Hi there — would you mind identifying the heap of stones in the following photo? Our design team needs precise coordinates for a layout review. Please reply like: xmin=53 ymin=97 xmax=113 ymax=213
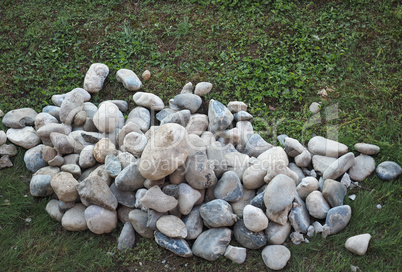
xmin=1 ymin=63 xmax=401 ymax=270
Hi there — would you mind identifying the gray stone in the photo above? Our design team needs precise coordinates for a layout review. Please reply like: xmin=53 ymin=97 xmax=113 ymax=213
xmin=183 ymin=151 xmax=215 ymax=190
xmin=295 ymin=149 xmax=312 ymax=168
xmin=42 ymin=105 xmax=60 ymax=120
xmin=154 ymin=231 xmax=193 ymax=258
xmin=341 ymin=172 xmax=352 ymax=188
xmin=289 ymin=196 xmax=310 ymax=233
xmin=376 ymin=161 xmax=402 ymax=181
xmin=118 ymin=222 xmax=136 ymax=251
xmin=30 ymin=175 xmax=53 ymax=197
xmin=0 ymin=144 xmax=17 ymax=157
xmin=117 ymin=206 xmax=135 ymax=224
xmin=133 ymin=92 xmax=164 ymax=111
xmin=243 ymin=204 xmax=268 ymax=232
xmin=200 ymin=199 xmax=237 ymax=228
xmin=105 ymin=154 xmax=121 ymax=178
xmin=93 ymin=101 xmax=120 ymax=133
xmin=146 ymin=209 xmax=165 ymax=230
xmin=354 ymin=143 xmax=380 ymax=155
xmin=192 ymin=228 xmax=232 ymax=261
xmin=110 ymin=182 xmax=136 ymax=208
xmin=224 ymin=245 xmax=247 ymax=264
xmin=288 ymin=163 xmax=305 ymax=185
xmin=243 ymin=134 xmax=273 ymax=158
xmin=181 ymin=82 xmax=193 ymax=94
xmin=83 ymin=63 xmax=109 ymax=93
xmin=139 ymin=123 xmax=189 ymax=180
xmin=225 ymin=152 xmax=250 ymax=181
xmin=290 ymin=231 xmax=305 ymax=245
xmin=250 ymin=192 xmax=265 ymax=211
xmin=233 ymin=111 xmax=253 ymax=122
xmin=277 ymin=134 xmax=288 ymax=146
xmin=309 ymin=102 xmax=321 ymax=114
xmin=59 ymin=90 xmax=84 ymax=125
xmin=348 ymin=154 xmax=375 ymax=181
xmin=231 ymin=188 xmax=256 ymax=218
xmin=323 ymin=152 xmax=355 ymax=180
xmin=345 ymin=233 xmax=371 ymax=256
xmin=242 ymin=161 xmax=266 ymax=190
xmin=261 ymin=245 xmax=291 ymax=271
xmin=87 ymin=164 xmax=112 ymax=186
xmin=162 ymin=184 xmax=180 ymax=199
xmin=126 ymin=107 xmax=150 ymax=132
xmin=156 ymin=215 xmax=187 ymax=238
xmin=233 ymin=219 xmax=267 ymax=249
xmin=265 ymin=221 xmax=291 ymax=245
xmin=208 ymin=99 xmax=234 ymax=133
xmin=227 ymin=101 xmax=247 ymax=113
xmin=50 ymin=172 xmax=78 ymax=202
xmin=79 ymin=145 xmax=96 ymax=169
xmin=61 ymin=164 xmax=81 ymax=179
xmin=263 ymin=163 xmax=298 ymax=184
xmin=284 ymin=137 xmax=305 ymax=157
xmin=194 ymin=82 xmax=212 ymax=96
xmin=93 ymin=138 xmax=117 ymax=163
xmin=156 ymin=108 xmax=177 ymax=122
xmin=50 ymin=132 xmax=74 ymax=155
xmin=140 ymin=186 xmax=178 ymax=213
xmin=296 ymin=177 xmax=319 ymax=200
xmin=325 ymin=205 xmax=352 ymax=235
xmin=264 ymin=174 xmax=297 ymax=225
xmin=6 ymin=127 xmax=40 ymax=149
xmin=34 ymin=112 xmax=58 ymax=130
xmin=173 ymin=94 xmax=202 ymax=114
xmin=0 ymin=155 xmax=13 ymax=169
xmin=306 ymin=191 xmax=330 ymax=219
xmin=117 ymin=151 xmax=137 ymax=169
xmin=160 ymin=110 xmax=191 ymax=126
xmin=206 ymin=142 xmax=233 ymax=178
xmin=2 ymin=108 xmax=37 ymax=129
xmin=177 ymin=183 xmax=201 ymax=215
xmin=128 ymin=209 xmax=154 ymax=238
xmin=52 ymin=88 xmax=91 ymax=107
xmin=322 ymin=179 xmax=347 ymax=207
xmin=116 ymin=68 xmax=142 ymax=91
xmin=58 ymin=200 xmax=75 ymax=213
xmin=308 ymin=136 xmax=348 ymax=157
xmin=61 ymin=203 xmax=88 ymax=231
xmin=117 ymin=122 xmax=142 ymax=147
xmin=143 ymin=178 xmax=165 ymax=189
xmin=77 ymin=175 xmax=118 ymax=211
xmin=84 ymin=205 xmax=117 ymax=234
xmin=115 ymin=161 xmax=145 ymax=191
xmin=36 ymin=123 xmax=69 ymax=145
xmin=258 ymin=146 xmax=289 ymax=170
xmin=73 ymin=110 xmax=87 ymax=127
xmin=312 ymin=155 xmax=337 ymax=175
xmin=48 ymin=155 xmax=64 ymax=167
xmin=214 ymin=170 xmax=243 ymax=202
xmin=134 ymin=189 xmax=148 ymax=211
xmin=45 ymin=199 xmax=64 ymax=222
xmin=182 ymin=207 xmax=203 ymax=240
xmin=63 ymin=154 xmax=79 ymax=165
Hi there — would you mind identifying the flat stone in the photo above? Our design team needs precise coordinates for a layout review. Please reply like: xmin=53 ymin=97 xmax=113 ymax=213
xmin=34 ymin=112 xmax=58 ymax=130
xmin=126 ymin=107 xmax=150 ymax=132
xmin=6 ymin=127 xmax=40 ymax=149
xmin=376 ymin=161 xmax=402 ymax=181
xmin=354 ymin=143 xmax=380 ymax=155
xmin=173 ymin=94 xmax=202 ymax=113
xmin=194 ymin=82 xmax=212 ymax=96
xmin=265 ymin=221 xmax=291 ymax=245
xmin=118 ymin=222 xmax=136 ymax=251
xmin=308 ymin=136 xmax=348 ymax=157
xmin=323 ymin=152 xmax=355 ymax=180
xmin=227 ymin=101 xmax=247 ymax=113
xmin=224 ymin=245 xmax=247 ymax=264
xmin=182 ymin=207 xmax=203 ymax=240
xmin=192 ymin=228 xmax=232 ymax=261
xmin=105 ymin=154 xmax=121 ymax=178
xmin=93 ymin=101 xmax=120 ymax=133
xmin=140 ymin=186 xmax=178 ymax=213
xmin=233 ymin=219 xmax=267 ymax=249
xmin=93 ymin=138 xmax=117 ymax=163
xmin=0 ymin=144 xmax=18 ymax=156
xmin=2 ymin=108 xmax=37 ymax=128
xmin=84 ymin=205 xmax=117 ymax=234
xmin=160 ymin=110 xmax=191 ymax=127
xmin=77 ymin=175 xmax=118 ymax=211
xmin=177 ymin=183 xmax=201 ymax=215
xmin=296 ymin=177 xmax=319 ymax=200
xmin=233 ymin=111 xmax=253 ymax=122
xmin=243 ymin=204 xmax=268 ymax=232
xmin=116 ymin=68 xmax=142 ymax=91
xmin=284 ymin=137 xmax=305 ymax=157
xmin=59 ymin=90 xmax=84 ymax=125
xmin=110 ymin=182 xmax=136 ymax=208
xmin=325 ymin=205 xmax=352 ymax=236
xmin=345 ymin=233 xmax=371 ymax=256
xmin=200 ymin=199 xmax=237 ymax=228
xmin=154 ymin=231 xmax=193 ymax=258
xmin=208 ymin=99 xmax=234 ymax=133
xmin=45 ymin=199 xmax=64 ymax=222
xmin=261 ymin=245 xmax=291 ymax=271
xmin=306 ymin=191 xmax=330 ymax=219
xmin=83 ymin=63 xmax=109 ymax=93
xmin=214 ymin=170 xmax=243 ymax=202
xmin=312 ymin=155 xmax=337 ymax=175
xmin=322 ymin=179 xmax=347 ymax=207
xmin=133 ymin=92 xmax=164 ymax=111
xmin=264 ymin=174 xmax=297 ymax=225
xmin=61 ymin=203 xmax=88 ymax=231
xmin=156 ymin=215 xmax=187 ymax=238
xmin=139 ymin=123 xmax=189 ymax=180
xmin=348 ymin=154 xmax=375 ymax=181
xmin=128 ymin=209 xmax=154 ymax=238
xmin=24 ymin=144 xmax=47 ymax=172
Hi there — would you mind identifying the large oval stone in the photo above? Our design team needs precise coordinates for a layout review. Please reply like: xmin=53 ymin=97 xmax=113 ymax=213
xmin=192 ymin=228 xmax=232 ymax=261
xmin=93 ymin=101 xmax=120 ymax=133
xmin=84 ymin=205 xmax=117 ymax=234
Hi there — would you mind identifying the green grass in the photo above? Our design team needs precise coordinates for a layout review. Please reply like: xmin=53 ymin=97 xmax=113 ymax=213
xmin=0 ymin=0 xmax=401 ymax=271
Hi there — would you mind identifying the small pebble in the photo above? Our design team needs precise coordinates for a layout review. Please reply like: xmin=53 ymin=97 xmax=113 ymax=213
xmin=349 ymin=194 xmax=356 ymax=201
xmin=376 ymin=204 xmax=382 ymax=209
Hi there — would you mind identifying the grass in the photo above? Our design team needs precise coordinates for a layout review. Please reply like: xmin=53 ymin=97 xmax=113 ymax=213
xmin=0 ymin=0 xmax=401 ymax=271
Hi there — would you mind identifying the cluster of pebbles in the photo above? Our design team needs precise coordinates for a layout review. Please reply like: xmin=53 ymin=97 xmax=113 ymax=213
xmin=1 ymin=63 xmax=400 ymax=270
